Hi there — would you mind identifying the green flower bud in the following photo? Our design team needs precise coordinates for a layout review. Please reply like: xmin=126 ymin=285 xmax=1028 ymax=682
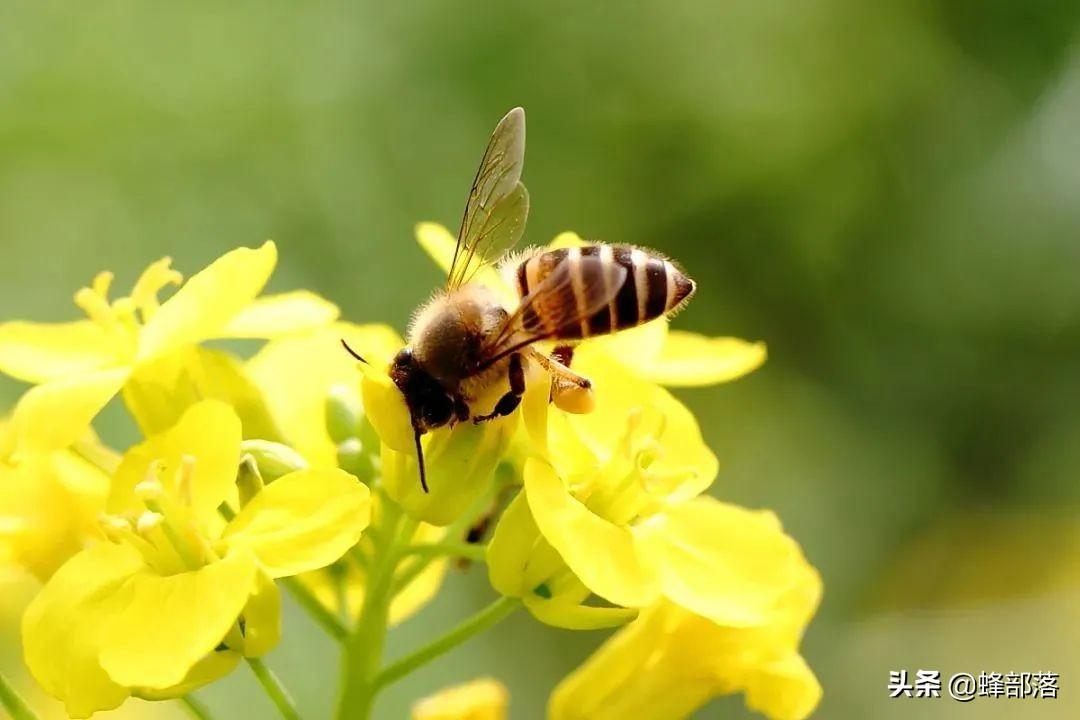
xmin=325 ymin=383 xmax=363 ymax=445
xmin=239 ymin=439 xmax=309 ymax=483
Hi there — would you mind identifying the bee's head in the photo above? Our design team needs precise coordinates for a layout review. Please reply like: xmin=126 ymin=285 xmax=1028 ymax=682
xmin=390 ymin=347 xmax=454 ymax=432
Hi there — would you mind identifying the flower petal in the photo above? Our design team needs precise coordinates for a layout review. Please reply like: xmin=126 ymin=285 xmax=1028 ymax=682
xmin=218 ymin=291 xmax=340 ymax=339
xmin=547 ymin=231 xmax=587 ymax=249
xmin=249 ymin=323 xmax=403 ymax=466
xmin=361 ymin=369 xmax=415 ymax=456
xmin=0 ymin=320 xmax=125 ymax=384
xmin=136 ymin=242 xmax=277 ymax=363
xmin=133 ymin=650 xmax=241 ymax=701
xmin=13 ymin=366 xmax=130 ymax=452
xmin=743 ymin=652 xmax=822 ymax=720
xmin=486 ymin=490 xmax=541 ymax=598
xmin=635 ymin=497 xmax=806 ymax=628
xmin=644 ymin=332 xmax=767 ymax=387
xmin=412 ymin=677 xmax=509 ymax=720
xmin=239 ymin=569 xmax=282 ymax=657
xmin=22 ymin=542 xmax=144 ymax=718
xmin=98 ymin=551 xmax=258 ymax=689
xmin=123 ymin=346 xmax=281 ymax=440
xmin=110 ymin=400 xmax=242 ymax=525
xmin=522 ymin=596 xmax=638 ymax=630
xmin=548 ymin=602 xmax=714 ymax=720
xmin=1 ymin=453 xmax=109 ymax=581
xmin=415 ymin=222 xmax=508 ymax=297
xmin=222 ymin=468 xmax=371 ymax=578
xmin=524 ymin=459 xmax=658 ymax=608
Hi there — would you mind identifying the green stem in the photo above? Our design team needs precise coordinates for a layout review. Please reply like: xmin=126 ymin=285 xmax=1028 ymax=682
xmin=280 ymin=576 xmax=348 ymax=642
xmin=178 ymin=695 xmax=215 ymax=720
xmin=247 ymin=658 xmax=302 ymax=720
xmin=373 ymin=596 xmax=519 ymax=691
xmin=0 ymin=673 xmax=39 ymax=720
xmin=403 ymin=541 xmax=487 ymax=562
xmin=335 ymin=500 xmax=413 ymax=719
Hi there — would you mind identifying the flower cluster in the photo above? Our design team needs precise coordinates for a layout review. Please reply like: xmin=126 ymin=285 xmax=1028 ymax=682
xmin=0 ymin=228 xmax=821 ymax=720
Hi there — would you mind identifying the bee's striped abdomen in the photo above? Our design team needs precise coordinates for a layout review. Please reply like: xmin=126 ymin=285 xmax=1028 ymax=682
xmin=513 ymin=244 xmax=695 ymax=340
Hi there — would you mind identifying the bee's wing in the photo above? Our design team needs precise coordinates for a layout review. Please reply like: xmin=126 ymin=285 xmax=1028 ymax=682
xmin=447 ymin=107 xmax=529 ymax=290
xmin=479 ymin=256 xmax=627 ymax=368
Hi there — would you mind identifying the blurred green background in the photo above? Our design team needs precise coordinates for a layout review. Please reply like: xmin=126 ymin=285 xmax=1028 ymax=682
xmin=2 ymin=1 xmax=1078 ymax=718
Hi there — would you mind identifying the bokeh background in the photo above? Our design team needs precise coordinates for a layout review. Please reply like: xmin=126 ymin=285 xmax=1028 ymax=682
xmin=2 ymin=1 xmax=1078 ymax=718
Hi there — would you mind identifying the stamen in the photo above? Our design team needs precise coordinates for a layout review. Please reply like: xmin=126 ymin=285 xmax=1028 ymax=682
xmin=135 ymin=511 xmax=165 ymax=535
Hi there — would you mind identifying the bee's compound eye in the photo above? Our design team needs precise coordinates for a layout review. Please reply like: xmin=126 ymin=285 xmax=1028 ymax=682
xmin=553 ymin=382 xmax=595 ymax=414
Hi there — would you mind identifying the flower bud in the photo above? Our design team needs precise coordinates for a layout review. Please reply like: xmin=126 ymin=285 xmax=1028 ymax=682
xmin=325 ymin=384 xmax=363 ymax=445
xmin=239 ymin=439 xmax=308 ymax=483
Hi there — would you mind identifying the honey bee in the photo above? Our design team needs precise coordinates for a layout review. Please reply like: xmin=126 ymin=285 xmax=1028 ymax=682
xmin=345 ymin=107 xmax=695 ymax=492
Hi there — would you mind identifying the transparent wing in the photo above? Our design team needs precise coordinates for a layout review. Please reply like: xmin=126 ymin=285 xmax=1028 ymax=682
xmin=479 ymin=256 xmax=628 ymax=368
xmin=447 ymin=107 xmax=529 ymax=289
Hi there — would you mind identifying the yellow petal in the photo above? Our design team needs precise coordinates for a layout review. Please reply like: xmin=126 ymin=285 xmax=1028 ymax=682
xmin=133 ymin=649 xmax=240 ymax=701
xmin=239 ymin=569 xmax=282 ymax=657
xmin=13 ymin=366 xmax=130 ymax=452
xmin=547 ymin=231 xmax=587 ymax=249
xmin=136 ymin=242 xmax=277 ymax=363
xmin=524 ymin=459 xmax=658 ymax=608
xmin=743 ymin=653 xmax=822 ymax=720
xmin=522 ymin=596 xmax=638 ymax=630
xmin=249 ymin=323 xmax=403 ymax=466
xmin=22 ymin=542 xmax=144 ymax=718
xmin=219 ymin=291 xmax=340 ymax=339
xmin=110 ymin=400 xmax=242 ymax=524
xmin=222 ymin=468 xmax=371 ymax=578
xmin=588 ymin=319 xmax=668 ymax=375
xmin=0 ymin=320 xmax=126 ymax=384
xmin=485 ymin=490 xmax=541 ymax=598
xmin=548 ymin=602 xmax=714 ymax=720
xmin=1 ymin=452 xmax=109 ymax=581
xmin=636 ymin=497 xmax=806 ymax=627
xmin=415 ymin=222 xmax=508 ymax=296
xmin=99 ymin=552 xmax=258 ymax=689
xmin=361 ymin=369 xmax=416 ymax=456
xmin=644 ymin=332 xmax=767 ymax=387
xmin=123 ymin=346 xmax=281 ymax=440
xmin=412 ymin=677 xmax=509 ymax=720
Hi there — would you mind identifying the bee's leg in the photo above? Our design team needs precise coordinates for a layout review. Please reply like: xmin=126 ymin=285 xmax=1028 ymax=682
xmin=525 ymin=347 xmax=594 ymax=413
xmin=472 ymin=353 xmax=525 ymax=423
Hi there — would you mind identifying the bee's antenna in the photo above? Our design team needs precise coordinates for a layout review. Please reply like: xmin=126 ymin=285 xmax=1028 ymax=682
xmin=340 ymin=338 xmax=368 ymax=364
xmin=414 ymin=429 xmax=429 ymax=493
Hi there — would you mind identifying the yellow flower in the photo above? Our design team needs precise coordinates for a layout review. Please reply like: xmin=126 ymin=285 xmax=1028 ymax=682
xmin=0 ymin=243 xmax=338 ymax=452
xmin=0 ymin=418 xmax=116 ymax=581
xmin=248 ymin=325 xmax=451 ymax=624
xmin=412 ymin=677 xmax=509 ymax=720
xmin=549 ymin=563 xmax=822 ymax=720
xmin=21 ymin=400 xmax=371 ymax=717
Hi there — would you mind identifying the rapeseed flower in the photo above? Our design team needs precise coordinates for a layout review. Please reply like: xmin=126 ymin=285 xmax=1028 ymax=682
xmin=0 ymin=418 xmax=115 ymax=581
xmin=550 ymin=564 xmax=822 ymax=720
xmin=0 ymin=243 xmax=337 ymax=451
xmin=412 ymin=677 xmax=509 ymax=720
xmin=21 ymin=400 xmax=371 ymax=717
xmin=0 ymin=231 xmax=821 ymax=720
